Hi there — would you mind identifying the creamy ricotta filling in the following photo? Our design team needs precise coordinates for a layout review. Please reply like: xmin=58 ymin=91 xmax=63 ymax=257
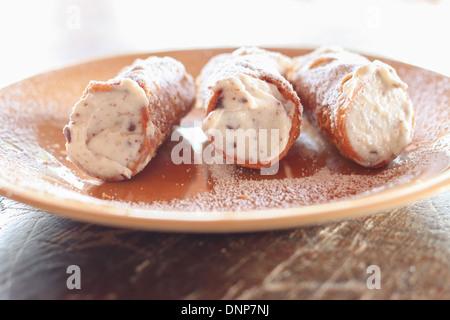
xmin=343 ymin=60 xmax=414 ymax=167
xmin=65 ymin=78 xmax=153 ymax=179
xmin=202 ymin=74 xmax=295 ymax=165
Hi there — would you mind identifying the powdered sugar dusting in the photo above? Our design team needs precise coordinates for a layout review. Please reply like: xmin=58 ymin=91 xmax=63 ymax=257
xmin=140 ymin=129 xmax=448 ymax=212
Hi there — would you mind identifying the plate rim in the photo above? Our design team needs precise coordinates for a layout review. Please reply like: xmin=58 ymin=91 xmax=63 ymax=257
xmin=1 ymin=168 xmax=448 ymax=233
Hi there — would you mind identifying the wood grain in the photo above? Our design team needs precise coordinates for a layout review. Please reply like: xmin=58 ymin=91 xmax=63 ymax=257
xmin=1 ymin=191 xmax=449 ymax=300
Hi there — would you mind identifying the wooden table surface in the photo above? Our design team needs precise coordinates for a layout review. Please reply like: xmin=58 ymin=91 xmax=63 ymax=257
xmin=1 ymin=190 xmax=449 ymax=300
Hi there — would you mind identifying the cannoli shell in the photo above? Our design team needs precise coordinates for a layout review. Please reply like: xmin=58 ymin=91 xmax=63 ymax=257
xmin=65 ymin=57 xmax=195 ymax=181
xmin=197 ymin=49 xmax=302 ymax=169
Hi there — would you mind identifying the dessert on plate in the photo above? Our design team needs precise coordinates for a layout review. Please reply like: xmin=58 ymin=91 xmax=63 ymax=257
xmin=63 ymin=56 xmax=195 ymax=181
xmin=196 ymin=47 xmax=303 ymax=169
xmin=288 ymin=46 xmax=415 ymax=168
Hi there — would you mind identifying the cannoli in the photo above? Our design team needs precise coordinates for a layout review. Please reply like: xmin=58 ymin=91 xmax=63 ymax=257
xmin=197 ymin=47 xmax=303 ymax=168
xmin=288 ymin=47 xmax=414 ymax=168
xmin=63 ymin=56 xmax=195 ymax=181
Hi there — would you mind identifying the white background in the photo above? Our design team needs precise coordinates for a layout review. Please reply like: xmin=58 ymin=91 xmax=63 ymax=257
xmin=0 ymin=0 xmax=449 ymax=88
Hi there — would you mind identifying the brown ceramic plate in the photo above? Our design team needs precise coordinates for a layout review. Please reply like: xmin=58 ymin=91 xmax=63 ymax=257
xmin=0 ymin=48 xmax=449 ymax=233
